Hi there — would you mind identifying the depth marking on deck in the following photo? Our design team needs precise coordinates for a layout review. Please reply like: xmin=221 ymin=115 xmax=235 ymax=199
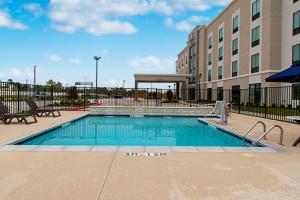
xmin=124 ymin=152 xmax=167 ymax=157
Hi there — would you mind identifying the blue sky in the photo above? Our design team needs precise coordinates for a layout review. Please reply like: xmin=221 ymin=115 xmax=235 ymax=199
xmin=0 ymin=0 xmax=231 ymax=88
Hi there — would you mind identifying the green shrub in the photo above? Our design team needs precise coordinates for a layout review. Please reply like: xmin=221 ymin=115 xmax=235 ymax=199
xmin=166 ymin=90 xmax=173 ymax=101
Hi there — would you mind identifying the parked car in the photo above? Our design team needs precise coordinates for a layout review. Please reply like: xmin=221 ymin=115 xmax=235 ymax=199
xmin=35 ymin=92 xmax=52 ymax=99
xmin=113 ymin=92 xmax=124 ymax=99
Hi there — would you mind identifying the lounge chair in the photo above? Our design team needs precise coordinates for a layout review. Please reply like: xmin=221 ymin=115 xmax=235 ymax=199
xmin=25 ymin=98 xmax=61 ymax=117
xmin=0 ymin=100 xmax=37 ymax=124
xmin=293 ymin=136 xmax=300 ymax=147
xmin=286 ymin=116 xmax=300 ymax=123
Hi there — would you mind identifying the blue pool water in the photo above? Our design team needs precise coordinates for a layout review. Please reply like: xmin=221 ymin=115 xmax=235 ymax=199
xmin=17 ymin=116 xmax=254 ymax=147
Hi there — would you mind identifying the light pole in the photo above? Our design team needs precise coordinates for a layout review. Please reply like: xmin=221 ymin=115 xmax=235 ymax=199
xmin=93 ymin=56 xmax=101 ymax=100
xmin=34 ymin=66 xmax=37 ymax=87
xmin=33 ymin=66 xmax=37 ymax=97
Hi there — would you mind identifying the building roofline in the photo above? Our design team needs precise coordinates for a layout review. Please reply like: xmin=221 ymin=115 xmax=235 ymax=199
xmin=177 ymin=46 xmax=188 ymax=57
xmin=206 ymin=0 xmax=236 ymax=29
xmin=134 ymin=74 xmax=192 ymax=77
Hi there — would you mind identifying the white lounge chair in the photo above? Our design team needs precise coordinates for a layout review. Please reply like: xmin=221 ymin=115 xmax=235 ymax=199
xmin=293 ymin=137 xmax=300 ymax=147
xmin=286 ymin=116 xmax=300 ymax=123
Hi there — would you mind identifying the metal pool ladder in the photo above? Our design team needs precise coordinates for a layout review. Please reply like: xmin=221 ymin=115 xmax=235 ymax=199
xmin=243 ymin=121 xmax=284 ymax=146
xmin=243 ymin=121 xmax=266 ymax=142
xmin=256 ymin=125 xmax=284 ymax=146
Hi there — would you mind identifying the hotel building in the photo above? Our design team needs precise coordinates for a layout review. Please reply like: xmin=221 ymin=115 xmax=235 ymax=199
xmin=176 ymin=0 xmax=300 ymax=101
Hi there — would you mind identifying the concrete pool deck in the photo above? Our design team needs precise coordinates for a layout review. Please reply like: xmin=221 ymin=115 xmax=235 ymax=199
xmin=0 ymin=111 xmax=299 ymax=199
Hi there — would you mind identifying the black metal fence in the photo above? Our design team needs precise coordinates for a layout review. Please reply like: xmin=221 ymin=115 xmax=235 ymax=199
xmin=197 ymin=86 xmax=300 ymax=122
xmin=0 ymin=81 xmax=300 ymax=123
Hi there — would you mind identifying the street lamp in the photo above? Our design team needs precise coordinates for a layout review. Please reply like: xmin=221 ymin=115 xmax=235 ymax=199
xmin=33 ymin=66 xmax=37 ymax=97
xmin=34 ymin=66 xmax=37 ymax=87
xmin=93 ymin=56 xmax=101 ymax=100
xmin=122 ymin=80 xmax=126 ymax=88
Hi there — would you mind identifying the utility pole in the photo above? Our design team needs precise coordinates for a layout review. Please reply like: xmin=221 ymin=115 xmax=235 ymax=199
xmin=33 ymin=66 xmax=37 ymax=97
xmin=34 ymin=66 xmax=37 ymax=87
xmin=122 ymin=80 xmax=126 ymax=88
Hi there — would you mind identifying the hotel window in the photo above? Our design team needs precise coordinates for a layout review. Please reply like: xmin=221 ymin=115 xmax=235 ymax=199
xmin=208 ymin=36 xmax=212 ymax=49
xmin=207 ymin=88 xmax=212 ymax=102
xmin=219 ymin=27 xmax=224 ymax=43
xmin=292 ymin=43 xmax=300 ymax=64
xmin=233 ymin=16 xmax=239 ymax=34
xmin=218 ymin=66 xmax=223 ymax=80
xmin=249 ymin=83 xmax=261 ymax=105
xmin=208 ymin=69 xmax=212 ymax=82
xmin=208 ymin=53 xmax=212 ymax=65
xmin=232 ymin=85 xmax=240 ymax=103
xmin=251 ymin=53 xmax=260 ymax=73
xmin=252 ymin=0 xmax=260 ymax=21
xmin=217 ymin=87 xmax=224 ymax=100
xmin=293 ymin=11 xmax=300 ymax=35
xmin=251 ymin=26 xmax=260 ymax=47
xmin=232 ymin=38 xmax=238 ymax=55
xmin=218 ymin=47 xmax=223 ymax=61
xmin=232 ymin=61 xmax=238 ymax=77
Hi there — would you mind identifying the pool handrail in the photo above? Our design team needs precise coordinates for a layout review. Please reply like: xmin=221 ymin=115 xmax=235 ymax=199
xmin=243 ymin=121 xmax=267 ymax=142
xmin=256 ymin=125 xmax=284 ymax=146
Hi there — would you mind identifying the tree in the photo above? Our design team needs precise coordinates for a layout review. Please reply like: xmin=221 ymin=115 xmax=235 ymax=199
xmin=166 ymin=90 xmax=173 ymax=101
xmin=67 ymin=86 xmax=78 ymax=100
xmin=7 ymin=79 xmax=13 ymax=84
xmin=55 ymin=82 xmax=63 ymax=89
xmin=46 ymin=79 xmax=56 ymax=87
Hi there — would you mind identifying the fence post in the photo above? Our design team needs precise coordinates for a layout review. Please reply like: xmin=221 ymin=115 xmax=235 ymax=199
xmin=51 ymin=86 xmax=54 ymax=109
xmin=43 ymin=86 xmax=46 ymax=109
xmin=147 ymin=88 xmax=149 ymax=107
xmin=189 ymin=91 xmax=192 ymax=107
xmin=264 ymin=87 xmax=267 ymax=118
xmin=84 ymin=86 xmax=86 ymax=112
xmin=238 ymin=89 xmax=241 ymax=114
xmin=17 ymin=83 xmax=20 ymax=113
xmin=156 ymin=88 xmax=158 ymax=107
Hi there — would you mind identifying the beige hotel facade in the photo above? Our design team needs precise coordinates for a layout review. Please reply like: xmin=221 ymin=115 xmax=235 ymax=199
xmin=176 ymin=0 xmax=300 ymax=100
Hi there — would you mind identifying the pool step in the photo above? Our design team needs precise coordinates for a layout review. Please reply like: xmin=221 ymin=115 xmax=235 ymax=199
xmin=130 ymin=114 xmax=144 ymax=118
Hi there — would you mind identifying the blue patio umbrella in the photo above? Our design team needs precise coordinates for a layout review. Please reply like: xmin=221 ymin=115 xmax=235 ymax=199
xmin=266 ymin=63 xmax=300 ymax=83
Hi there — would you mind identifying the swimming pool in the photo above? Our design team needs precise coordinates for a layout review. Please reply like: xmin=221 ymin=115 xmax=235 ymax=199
xmin=16 ymin=116 xmax=255 ymax=147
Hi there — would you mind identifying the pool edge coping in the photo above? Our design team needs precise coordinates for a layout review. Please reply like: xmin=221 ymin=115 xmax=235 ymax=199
xmin=1 ymin=113 xmax=89 ymax=146
xmin=0 ymin=114 xmax=285 ymax=153
xmin=197 ymin=118 xmax=286 ymax=152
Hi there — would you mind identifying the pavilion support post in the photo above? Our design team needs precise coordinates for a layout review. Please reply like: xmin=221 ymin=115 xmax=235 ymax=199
xmin=176 ymin=82 xmax=180 ymax=100
xmin=135 ymin=80 xmax=138 ymax=100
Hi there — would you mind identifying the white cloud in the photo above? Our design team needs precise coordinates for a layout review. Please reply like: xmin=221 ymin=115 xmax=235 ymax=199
xmin=106 ymin=79 xmax=124 ymax=87
xmin=0 ymin=68 xmax=33 ymax=81
xmin=175 ymin=21 xmax=193 ymax=32
xmin=165 ymin=15 xmax=210 ymax=32
xmin=48 ymin=54 xmax=62 ymax=62
xmin=0 ymin=10 xmax=28 ymax=30
xmin=189 ymin=16 xmax=211 ymax=23
xmin=48 ymin=0 xmax=231 ymax=36
xmin=69 ymin=58 xmax=82 ymax=65
xmin=48 ymin=0 xmax=139 ymax=36
xmin=129 ymin=56 xmax=175 ymax=74
xmin=101 ymin=49 xmax=110 ymax=57
xmin=23 ymin=3 xmax=44 ymax=17
xmin=164 ymin=17 xmax=174 ymax=27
